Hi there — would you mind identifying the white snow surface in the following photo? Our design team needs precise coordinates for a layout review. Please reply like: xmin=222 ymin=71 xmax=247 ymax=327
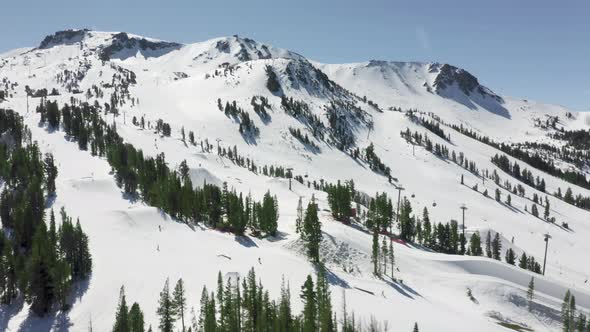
xmin=1 ymin=29 xmax=589 ymax=331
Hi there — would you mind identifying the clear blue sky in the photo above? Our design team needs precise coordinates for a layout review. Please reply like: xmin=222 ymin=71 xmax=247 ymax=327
xmin=1 ymin=0 xmax=588 ymax=110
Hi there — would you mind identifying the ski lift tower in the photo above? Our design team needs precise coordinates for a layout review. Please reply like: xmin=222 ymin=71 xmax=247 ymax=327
xmin=543 ymin=233 xmax=552 ymax=275
xmin=460 ymin=204 xmax=468 ymax=254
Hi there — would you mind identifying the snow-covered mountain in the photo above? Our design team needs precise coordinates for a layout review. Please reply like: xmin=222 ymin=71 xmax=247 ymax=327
xmin=1 ymin=28 xmax=590 ymax=331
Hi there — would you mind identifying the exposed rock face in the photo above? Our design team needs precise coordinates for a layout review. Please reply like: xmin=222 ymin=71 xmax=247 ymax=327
xmin=215 ymin=36 xmax=274 ymax=61
xmin=38 ymin=29 xmax=89 ymax=49
xmin=432 ymin=63 xmax=482 ymax=95
xmin=99 ymin=32 xmax=182 ymax=61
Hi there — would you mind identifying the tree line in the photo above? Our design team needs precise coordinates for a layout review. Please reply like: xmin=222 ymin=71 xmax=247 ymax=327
xmin=217 ymin=99 xmax=260 ymax=138
xmin=0 ymin=108 xmax=92 ymax=316
xmin=323 ymin=176 xmax=545 ymax=277
xmin=111 ymin=266 xmax=401 ymax=332
xmin=451 ymin=122 xmax=590 ymax=192
xmin=36 ymin=101 xmax=279 ymax=237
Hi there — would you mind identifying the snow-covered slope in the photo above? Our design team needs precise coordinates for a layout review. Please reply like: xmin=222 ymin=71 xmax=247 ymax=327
xmin=1 ymin=29 xmax=590 ymax=331
xmin=320 ymin=60 xmax=586 ymax=143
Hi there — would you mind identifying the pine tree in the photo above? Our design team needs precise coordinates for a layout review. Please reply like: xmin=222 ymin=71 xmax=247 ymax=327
xmin=398 ymin=198 xmax=414 ymax=241
xmin=519 ymin=252 xmax=528 ymax=269
xmin=219 ymin=278 xmax=238 ymax=331
xmin=422 ymin=207 xmax=431 ymax=246
xmin=505 ymin=248 xmax=516 ymax=265
xmin=371 ymin=230 xmax=380 ymax=276
xmin=296 ymin=197 xmax=303 ymax=233
xmin=381 ymin=235 xmax=388 ymax=273
xmin=576 ymin=312 xmax=586 ymax=332
xmin=189 ymin=131 xmax=195 ymax=145
xmin=562 ymin=289 xmax=573 ymax=332
xmin=74 ymin=219 xmax=93 ymax=278
xmin=1 ymin=239 xmax=17 ymax=304
xmin=179 ymin=160 xmax=190 ymax=181
xmin=527 ymin=277 xmax=534 ymax=312
xmin=260 ymin=191 xmax=279 ymax=236
xmin=129 ymin=302 xmax=145 ymax=332
xmin=198 ymin=286 xmax=216 ymax=332
xmin=485 ymin=231 xmax=492 ymax=258
xmin=413 ymin=322 xmax=420 ymax=332
xmin=113 ymin=286 xmax=130 ymax=332
xmin=278 ymin=276 xmax=293 ymax=332
xmin=316 ymin=267 xmax=334 ymax=332
xmin=27 ymin=222 xmax=55 ymax=316
xmin=544 ymin=197 xmax=551 ymax=220
xmin=157 ymin=278 xmax=176 ymax=332
xmin=569 ymin=294 xmax=576 ymax=332
xmin=469 ymin=231 xmax=483 ymax=256
xmin=300 ymin=275 xmax=317 ymax=332
xmin=44 ymin=153 xmax=58 ymax=196
xmin=389 ymin=240 xmax=395 ymax=279
xmin=532 ymin=204 xmax=539 ymax=217
xmin=53 ymin=258 xmax=71 ymax=311
xmin=173 ymin=278 xmax=187 ymax=332
xmin=492 ymin=233 xmax=502 ymax=260
xmin=302 ymin=200 xmax=322 ymax=264
xmin=216 ymin=271 xmax=224 ymax=318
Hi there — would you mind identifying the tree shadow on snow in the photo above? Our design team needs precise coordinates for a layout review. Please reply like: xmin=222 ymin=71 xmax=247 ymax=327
xmin=17 ymin=310 xmax=72 ymax=332
xmin=16 ymin=277 xmax=90 ymax=332
xmin=69 ymin=277 xmax=91 ymax=304
xmin=121 ymin=190 xmax=140 ymax=204
xmin=0 ymin=297 xmax=25 ymax=331
xmin=44 ymin=192 xmax=57 ymax=209
xmin=235 ymin=235 xmax=258 ymax=248
xmin=40 ymin=123 xmax=60 ymax=135
xmin=313 ymin=265 xmax=350 ymax=289
xmin=381 ymin=277 xmax=422 ymax=300
xmin=240 ymin=131 xmax=258 ymax=146
xmin=501 ymin=202 xmax=524 ymax=215
xmin=508 ymin=293 xmax=561 ymax=322
xmin=264 ymin=231 xmax=287 ymax=243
